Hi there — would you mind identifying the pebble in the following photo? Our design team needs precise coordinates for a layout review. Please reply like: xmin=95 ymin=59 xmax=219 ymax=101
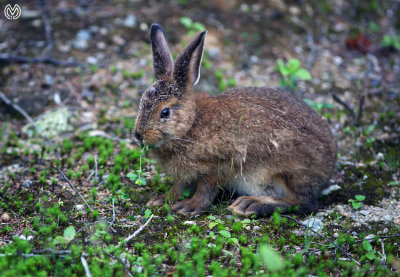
xmin=365 ymin=234 xmax=375 ymax=241
xmin=253 ymin=226 xmax=260 ymax=230
xmin=334 ymin=232 xmax=339 ymax=238
xmin=76 ymin=205 xmax=84 ymax=211
xmin=351 ymin=231 xmax=357 ymax=236
xmin=183 ymin=220 xmax=196 ymax=225
xmin=301 ymin=218 xmax=323 ymax=232
xmin=322 ymin=184 xmax=342 ymax=195
xmin=73 ymin=30 xmax=91 ymax=49
xmin=44 ymin=74 xmax=54 ymax=86
xmin=1 ymin=213 xmax=10 ymax=222
xmin=122 ymin=14 xmax=137 ymax=28
xmin=382 ymin=228 xmax=388 ymax=234
xmin=140 ymin=22 xmax=148 ymax=31
xmin=359 ymin=210 xmax=370 ymax=216
xmin=333 ymin=56 xmax=343 ymax=65
xmin=384 ymin=215 xmax=392 ymax=222
xmin=86 ymin=56 xmax=98 ymax=64
xmin=22 ymin=180 xmax=32 ymax=188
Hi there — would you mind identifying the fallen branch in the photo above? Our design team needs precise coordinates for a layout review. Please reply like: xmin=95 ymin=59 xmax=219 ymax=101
xmin=282 ymin=215 xmax=361 ymax=266
xmin=55 ymin=166 xmax=93 ymax=213
xmin=0 ymin=54 xmax=84 ymax=67
xmin=0 ymin=90 xmax=46 ymax=138
xmin=116 ymin=214 xmax=154 ymax=249
xmin=81 ymin=256 xmax=92 ymax=277
xmin=32 ymin=248 xmax=71 ymax=255
xmin=330 ymin=91 xmax=356 ymax=124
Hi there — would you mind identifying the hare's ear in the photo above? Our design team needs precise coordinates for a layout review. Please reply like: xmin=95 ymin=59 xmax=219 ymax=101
xmin=150 ymin=23 xmax=174 ymax=80
xmin=173 ymin=30 xmax=207 ymax=89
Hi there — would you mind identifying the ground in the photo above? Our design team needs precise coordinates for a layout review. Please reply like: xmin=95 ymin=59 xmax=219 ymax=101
xmin=0 ymin=0 xmax=399 ymax=276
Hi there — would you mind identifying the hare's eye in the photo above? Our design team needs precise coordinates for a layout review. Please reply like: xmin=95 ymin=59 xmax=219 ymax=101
xmin=160 ymin=108 xmax=170 ymax=119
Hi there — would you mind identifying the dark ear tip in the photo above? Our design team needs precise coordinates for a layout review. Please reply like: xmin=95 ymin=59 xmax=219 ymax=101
xmin=150 ymin=23 xmax=165 ymax=37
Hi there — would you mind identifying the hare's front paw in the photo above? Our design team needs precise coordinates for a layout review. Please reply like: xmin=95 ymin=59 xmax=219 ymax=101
xmin=172 ymin=199 xmax=209 ymax=216
xmin=146 ymin=194 xmax=165 ymax=208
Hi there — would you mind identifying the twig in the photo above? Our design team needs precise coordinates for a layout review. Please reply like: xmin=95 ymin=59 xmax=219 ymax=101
xmin=356 ymin=94 xmax=365 ymax=125
xmin=55 ymin=166 xmax=93 ymax=213
xmin=81 ymin=256 xmax=92 ymax=277
xmin=86 ymin=171 xmax=94 ymax=183
xmin=282 ymin=215 xmax=361 ymax=265
xmin=94 ymin=155 xmax=98 ymax=182
xmin=0 ymin=90 xmax=46 ymax=138
xmin=32 ymin=248 xmax=71 ymax=255
xmin=330 ymin=91 xmax=356 ymax=124
xmin=106 ymin=254 xmax=134 ymax=277
xmin=37 ymin=0 xmax=53 ymax=57
xmin=116 ymin=214 xmax=154 ymax=249
xmin=0 ymin=54 xmax=84 ymax=67
xmin=112 ymin=198 xmax=116 ymax=223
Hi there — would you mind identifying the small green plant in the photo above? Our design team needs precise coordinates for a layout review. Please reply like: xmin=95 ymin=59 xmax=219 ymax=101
xmin=362 ymin=240 xmax=376 ymax=260
xmin=53 ymin=226 xmax=76 ymax=246
xmin=258 ymin=244 xmax=284 ymax=272
xmin=381 ymin=35 xmax=400 ymax=50
xmin=179 ymin=17 xmax=206 ymax=34
xmin=126 ymin=146 xmax=148 ymax=186
xmin=349 ymin=194 xmax=365 ymax=210
xmin=275 ymin=58 xmax=311 ymax=89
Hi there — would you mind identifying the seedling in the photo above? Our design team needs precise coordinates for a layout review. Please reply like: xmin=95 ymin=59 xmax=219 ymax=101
xmin=53 ymin=226 xmax=76 ymax=246
xmin=362 ymin=240 xmax=376 ymax=260
xmin=381 ymin=35 xmax=400 ymax=50
xmin=275 ymin=58 xmax=312 ymax=89
xmin=349 ymin=194 xmax=365 ymax=210
xmin=179 ymin=17 xmax=205 ymax=34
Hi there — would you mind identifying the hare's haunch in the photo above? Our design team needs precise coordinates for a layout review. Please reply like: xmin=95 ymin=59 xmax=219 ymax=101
xmin=133 ymin=24 xmax=337 ymax=217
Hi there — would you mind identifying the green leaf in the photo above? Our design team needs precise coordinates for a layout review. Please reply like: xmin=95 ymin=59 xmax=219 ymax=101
xmin=144 ymin=209 xmax=152 ymax=218
xmin=179 ymin=17 xmax=192 ymax=28
xmin=258 ymin=244 xmax=284 ymax=272
xmin=219 ymin=230 xmax=231 ymax=238
xmin=53 ymin=236 xmax=68 ymax=245
xmin=362 ymin=240 xmax=373 ymax=251
xmin=64 ymin=226 xmax=76 ymax=242
xmin=228 ymin=238 xmax=239 ymax=245
xmin=207 ymin=215 xmax=216 ymax=220
xmin=293 ymin=68 xmax=312 ymax=81
xmin=352 ymin=201 xmax=362 ymax=210
xmin=209 ymin=222 xmax=218 ymax=229
xmin=366 ymin=251 xmax=376 ymax=260
xmin=355 ymin=195 xmax=365 ymax=202
xmin=288 ymin=59 xmax=301 ymax=72
xmin=126 ymin=172 xmax=137 ymax=181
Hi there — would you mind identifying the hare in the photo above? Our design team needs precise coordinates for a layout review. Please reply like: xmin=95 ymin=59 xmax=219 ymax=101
xmin=133 ymin=23 xmax=337 ymax=217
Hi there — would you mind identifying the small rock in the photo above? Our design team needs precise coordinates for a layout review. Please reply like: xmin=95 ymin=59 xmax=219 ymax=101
xmin=245 ymin=226 xmax=251 ymax=230
xmin=384 ymin=215 xmax=392 ymax=222
xmin=22 ymin=180 xmax=32 ymax=188
xmin=76 ymin=205 xmax=84 ymax=211
xmin=351 ymin=231 xmax=357 ymax=236
xmin=97 ymin=41 xmax=106 ymax=50
xmin=86 ymin=56 xmax=98 ymax=64
xmin=250 ymin=55 xmax=259 ymax=64
xmin=382 ymin=228 xmax=388 ymax=234
xmin=253 ymin=226 xmax=260 ymax=230
xmin=1 ymin=213 xmax=10 ymax=222
xmin=44 ymin=74 xmax=54 ymax=86
xmin=365 ymin=234 xmax=375 ymax=241
xmin=122 ymin=14 xmax=137 ymax=28
xmin=73 ymin=30 xmax=91 ymax=49
xmin=301 ymin=218 xmax=323 ymax=232
xmin=333 ymin=232 xmax=339 ymax=238
xmin=183 ymin=220 xmax=196 ymax=225
xmin=140 ymin=22 xmax=148 ymax=31
xmin=333 ymin=56 xmax=343 ymax=65
xmin=289 ymin=6 xmax=300 ymax=15
xmin=376 ymin=152 xmax=384 ymax=160
xmin=360 ymin=210 xmax=370 ymax=216
xmin=321 ymin=184 xmax=341 ymax=195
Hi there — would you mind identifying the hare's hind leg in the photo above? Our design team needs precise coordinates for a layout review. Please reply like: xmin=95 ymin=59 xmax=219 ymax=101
xmin=228 ymin=174 xmax=319 ymax=217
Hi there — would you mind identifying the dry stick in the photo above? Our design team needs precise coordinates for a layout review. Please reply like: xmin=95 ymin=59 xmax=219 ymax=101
xmin=116 ymin=214 xmax=154 ymax=249
xmin=37 ymin=0 xmax=53 ymax=56
xmin=0 ymin=90 xmax=46 ymax=138
xmin=112 ymin=198 xmax=116 ymax=223
xmin=0 ymin=54 xmax=84 ymax=67
xmin=81 ymin=256 xmax=92 ymax=277
xmin=330 ymin=91 xmax=356 ymax=124
xmin=94 ymin=155 xmax=98 ymax=182
xmin=55 ymin=166 xmax=93 ymax=213
xmin=107 ymin=254 xmax=134 ymax=277
xmin=32 ymin=248 xmax=71 ymax=255
xmin=282 ymin=215 xmax=361 ymax=266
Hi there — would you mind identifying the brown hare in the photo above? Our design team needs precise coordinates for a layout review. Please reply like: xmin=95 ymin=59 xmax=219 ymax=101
xmin=133 ymin=23 xmax=337 ymax=217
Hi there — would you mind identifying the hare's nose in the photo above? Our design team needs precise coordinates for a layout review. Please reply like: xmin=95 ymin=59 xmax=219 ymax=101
xmin=135 ymin=132 xmax=143 ymax=142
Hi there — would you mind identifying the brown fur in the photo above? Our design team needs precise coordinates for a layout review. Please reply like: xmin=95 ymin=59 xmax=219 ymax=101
xmin=133 ymin=24 xmax=337 ymax=217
